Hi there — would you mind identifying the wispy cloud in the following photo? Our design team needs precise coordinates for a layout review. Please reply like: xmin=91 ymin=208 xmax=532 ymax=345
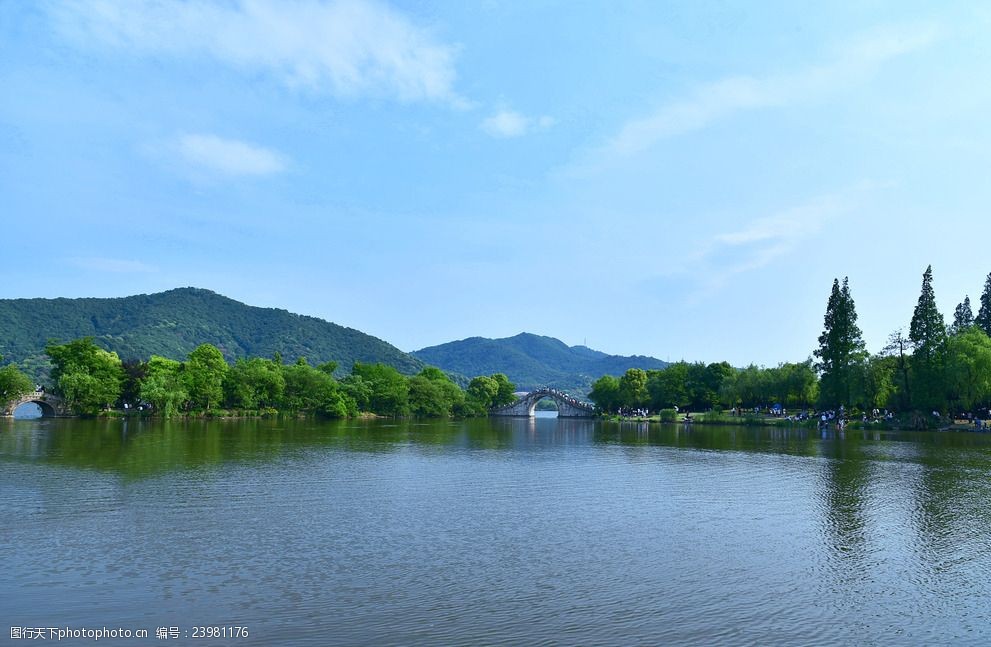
xmin=175 ymin=133 xmax=288 ymax=176
xmin=67 ymin=257 xmax=157 ymax=273
xmin=691 ymin=183 xmax=880 ymax=293
xmin=481 ymin=109 xmax=554 ymax=138
xmin=49 ymin=0 xmax=463 ymax=105
xmin=599 ymin=23 xmax=941 ymax=158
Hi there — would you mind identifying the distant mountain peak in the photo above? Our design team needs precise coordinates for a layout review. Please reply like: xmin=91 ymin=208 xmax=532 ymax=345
xmin=0 ymin=288 xmax=423 ymax=380
xmin=412 ymin=333 xmax=667 ymax=396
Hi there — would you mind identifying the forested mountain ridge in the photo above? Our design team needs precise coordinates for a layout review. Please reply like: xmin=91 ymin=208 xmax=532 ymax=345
xmin=413 ymin=332 xmax=669 ymax=395
xmin=0 ymin=288 xmax=422 ymax=379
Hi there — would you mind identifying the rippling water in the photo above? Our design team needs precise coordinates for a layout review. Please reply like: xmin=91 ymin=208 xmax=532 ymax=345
xmin=3 ymin=415 xmax=991 ymax=645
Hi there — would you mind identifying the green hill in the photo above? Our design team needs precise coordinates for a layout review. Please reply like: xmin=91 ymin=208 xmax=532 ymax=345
xmin=0 ymin=288 xmax=422 ymax=381
xmin=412 ymin=333 xmax=668 ymax=396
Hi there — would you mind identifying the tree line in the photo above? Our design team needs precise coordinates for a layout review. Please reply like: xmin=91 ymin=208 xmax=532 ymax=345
xmin=1 ymin=338 xmax=517 ymax=418
xmin=590 ymin=267 xmax=991 ymax=418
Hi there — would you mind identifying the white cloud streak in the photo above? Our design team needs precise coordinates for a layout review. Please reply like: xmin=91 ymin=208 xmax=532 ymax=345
xmin=694 ymin=183 xmax=883 ymax=292
xmin=49 ymin=0 xmax=462 ymax=104
xmin=602 ymin=23 xmax=941 ymax=157
xmin=175 ymin=133 xmax=288 ymax=176
xmin=481 ymin=109 xmax=555 ymax=138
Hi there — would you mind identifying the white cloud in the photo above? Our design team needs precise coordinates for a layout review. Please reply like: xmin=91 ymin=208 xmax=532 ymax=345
xmin=49 ymin=0 xmax=462 ymax=104
xmin=67 ymin=257 xmax=157 ymax=273
xmin=481 ymin=109 xmax=555 ymax=138
xmin=175 ymin=133 xmax=288 ymax=176
xmin=693 ymin=184 xmax=883 ymax=292
xmin=601 ymin=23 xmax=941 ymax=158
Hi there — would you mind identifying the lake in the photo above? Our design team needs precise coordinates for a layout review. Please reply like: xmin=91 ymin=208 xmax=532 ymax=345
xmin=3 ymin=413 xmax=991 ymax=645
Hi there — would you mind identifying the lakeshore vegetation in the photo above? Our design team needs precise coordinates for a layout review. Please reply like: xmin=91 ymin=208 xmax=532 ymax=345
xmin=1 ymin=338 xmax=516 ymax=418
xmin=4 ymin=265 xmax=991 ymax=424
xmin=588 ymin=267 xmax=991 ymax=423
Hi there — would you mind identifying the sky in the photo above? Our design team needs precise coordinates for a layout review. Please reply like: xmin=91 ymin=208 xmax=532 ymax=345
xmin=2 ymin=1 xmax=991 ymax=366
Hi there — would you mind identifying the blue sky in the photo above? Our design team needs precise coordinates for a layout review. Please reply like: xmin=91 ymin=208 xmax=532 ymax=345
xmin=2 ymin=1 xmax=991 ymax=366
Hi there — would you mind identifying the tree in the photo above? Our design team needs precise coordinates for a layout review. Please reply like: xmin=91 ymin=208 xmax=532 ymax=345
xmin=408 ymin=367 xmax=465 ymax=417
xmin=45 ymin=338 xmax=125 ymax=415
xmin=184 ymin=344 xmax=228 ymax=410
xmin=881 ymin=329 xmax=912 ymax=410
xmin=226 ymin=357 xmax=285 ymax=409
xmin=778 ymin=360 xmax=818 ymax=409
xmin=465 ymin=375 xmax=499 ymax=414
xmin=140 ymin=356 xmax=188 ymax=417
xmin=646 ymin=363 xmax=689 ymax=410
xmin=281 ymin=357 xmax=337 ymax=412
xmin=909 ymin=265 xmax=947 ymax=410
xmin=618 ymin=368 xmax=648 ymax=409
xmin=120 ymin=359 xmax=147 ymax=408
xmin=351 ymin=362 xmax=409 ymax=416
xmin=977 ymin=272 xmax=991 ymax=337
xmin=0 ymin=359 xmax=34 ymax=402
xmin=952 ymin=296 xmax=974 ymax=334
xmin=814 ymin=277 xmax=866 ymax=407
xmin=490 ymin=373 xmax=517 ymax=407
xmin=861 ymin=354 xmax=895 ymax=410
xmin=944 ymin=327 xmax=991 ymax=412
xmin=588 ymin=375 xmax=621 ymax=413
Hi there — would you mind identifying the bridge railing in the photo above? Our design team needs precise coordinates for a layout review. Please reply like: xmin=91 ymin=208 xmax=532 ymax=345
xmin=489 ymin=388 xmax=596 ymax=413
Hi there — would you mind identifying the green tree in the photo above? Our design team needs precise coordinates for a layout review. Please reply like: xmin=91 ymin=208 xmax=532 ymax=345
xmin=646 ymin=363 xmax=689 ymax=410
xmin=861 ymin=354 xmax=895 ymax=410
xmin=184 ymin=344 xmax=228 ymax=411
xmin=408 ymin=367 xmax=465 ymax=417
xmin=909 ymin=265 xmax=947 ymax=410
xmin=339 ymin=374 xmax=373 ymax=412
xmin=351 ymin=362 xmax=409 ymax=416
xmin=490 ymin=373 xmax=517 ymax=407
xmin=882 ymin=329 xmax=913 ymax=410
xmin=466 ymin=375 xmax=499 ymax=414
xmin=140 ymin=356 xmax=188 ymax=417
xmin=778 ymin=360 xmax=818 ymax=408
xmin=0 ymin=358 xmax=34 ymax=402
xmin=226 ymin=357 xmax=285 ymax=409
xmin=317 ymin=385 xmax=358 ymax=418
xmin=618 ymin=368 xmax=648 ymax=409
xmin=976 ymin=272 xmax=991 ymax=338
xmin=281 ymin=357 xmax=335 ymax=412
xmin=702 ymin=362 xmax=735 ymax=408
xmin=588 ymin=375 xmax=621 ymax=413
xmin=944 ymin=327 xmax=991 ymax=412
xmin=952 ymin=296 xmax=974 ymax=334
xmin=45 ymin=338 xmax=125 ymax=415
xmin=814 ymin=277 xmax=866 ymax=408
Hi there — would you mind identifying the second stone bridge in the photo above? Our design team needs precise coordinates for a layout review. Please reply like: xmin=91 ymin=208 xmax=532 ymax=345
xmin=489 ymin=388 xmax=597 ymax=418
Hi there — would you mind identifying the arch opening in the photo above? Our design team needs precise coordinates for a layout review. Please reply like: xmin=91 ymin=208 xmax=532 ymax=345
xmin=532 ymin=397 xmax=559 ymax=417
xmin=13 ymin=400 xmax=56 ymax=418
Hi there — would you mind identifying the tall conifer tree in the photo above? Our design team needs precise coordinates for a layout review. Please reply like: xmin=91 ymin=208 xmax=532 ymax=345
xmin=814 ymin=277 xmax=866 ymax=407
xmin=909 ymin=265 xmax=947 ymax=410
xmin=951 ymin=296 xmax=974 ymax=334
xmin=976 ymin=272 xmax=991 ymax=337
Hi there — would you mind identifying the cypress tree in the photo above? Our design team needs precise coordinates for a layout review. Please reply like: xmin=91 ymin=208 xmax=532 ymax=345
xmin=951 ymin=296 xmax=974 ymax=334
xmin=814 ymin=277 xmax=865 ymax=407
xmin=976 ymin=272 xmax=991 ymax=337
xmin=908 ymin=265 xmax=947 ymax=410
xmin=910 ymin=266 xmax=946 ymax=361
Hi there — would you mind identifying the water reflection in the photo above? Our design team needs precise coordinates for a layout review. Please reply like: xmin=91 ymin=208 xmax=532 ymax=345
xmin=4 ymin=416 xmax=991 ymax=645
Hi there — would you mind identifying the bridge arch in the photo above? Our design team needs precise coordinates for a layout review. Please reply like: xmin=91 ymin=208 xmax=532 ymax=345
xmin=489 ymin=388 xmax=596 ymax=418
xmin=1 ymin=392 xmax=71 ymax=418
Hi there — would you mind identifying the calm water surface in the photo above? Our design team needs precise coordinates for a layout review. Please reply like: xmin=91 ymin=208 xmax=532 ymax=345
xmin=3 ymin=414 xmax=991 ymax=645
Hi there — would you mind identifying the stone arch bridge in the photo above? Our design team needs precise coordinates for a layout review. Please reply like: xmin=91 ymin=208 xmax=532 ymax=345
xmin=489 ymin=388 xmax=597 ymax=418
xmin=1 ymin=392 xmax=72 ymax=418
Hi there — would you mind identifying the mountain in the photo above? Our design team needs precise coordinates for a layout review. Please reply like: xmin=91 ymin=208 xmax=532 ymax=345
xmin=412 ymin=333 xmax=669 ymax=396
xmin=0 ymin=288 xmax=422 ymax=379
